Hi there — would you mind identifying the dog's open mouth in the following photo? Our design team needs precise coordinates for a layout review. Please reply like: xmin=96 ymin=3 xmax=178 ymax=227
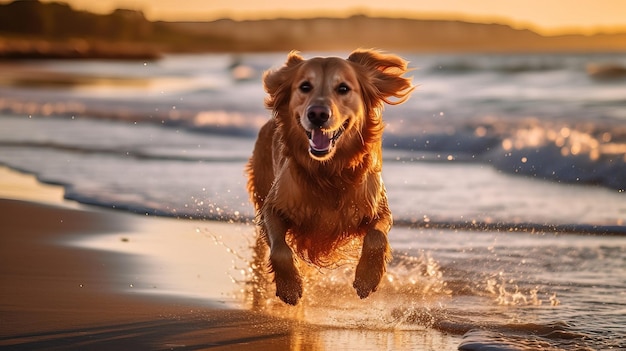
xmin=306 ymin=120 xmax=348 ymax=158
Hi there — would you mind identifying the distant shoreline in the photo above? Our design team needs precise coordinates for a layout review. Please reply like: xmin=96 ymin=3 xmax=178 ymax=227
xmin=0 ymin=38 xmax=163 ymax=60
xmin=1 ymin=0 xmax=625 ymax=60
xmin=1 ymin=36 xmax=626 ymax=61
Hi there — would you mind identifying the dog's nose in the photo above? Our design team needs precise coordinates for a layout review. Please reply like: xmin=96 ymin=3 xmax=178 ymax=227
xmin=306 ymin=105 xmax=331 ymax=127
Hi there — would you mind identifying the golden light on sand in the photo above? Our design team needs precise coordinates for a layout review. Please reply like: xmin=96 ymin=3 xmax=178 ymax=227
xmin=25 ymin=0 xmax=626 ymax=36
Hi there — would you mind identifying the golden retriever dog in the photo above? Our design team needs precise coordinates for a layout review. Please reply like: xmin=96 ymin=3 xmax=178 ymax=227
xmin=246 ymin=49 xmax=413 ymax=305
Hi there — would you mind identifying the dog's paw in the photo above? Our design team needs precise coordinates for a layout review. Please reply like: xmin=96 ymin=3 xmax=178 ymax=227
xmin=275 ymin=273 xmax=303 ymax=305
xmin=353 ymin=256 xmax=384 ymax=299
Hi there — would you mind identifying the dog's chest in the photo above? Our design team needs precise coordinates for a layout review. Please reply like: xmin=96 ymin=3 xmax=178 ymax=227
xmin=277 ymin=170 xmax=383 ymax=232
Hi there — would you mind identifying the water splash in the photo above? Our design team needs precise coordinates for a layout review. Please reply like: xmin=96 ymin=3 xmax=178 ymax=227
xmin=197 ymin=224 xmax=623 ymax=350
xmin=483 ymin=276 xmax=556 ymax=307
xmin=239 ymin=235 xmax=452 ymax=330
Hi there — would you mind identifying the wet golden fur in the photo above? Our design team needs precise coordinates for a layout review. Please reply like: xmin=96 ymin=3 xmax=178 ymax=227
xmin=246 ymin=49 xmax=413 ymax=305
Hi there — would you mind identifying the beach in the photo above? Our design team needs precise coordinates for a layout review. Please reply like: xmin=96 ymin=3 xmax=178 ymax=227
xmin=0 ymin=169 xmax=293 ymax=350
xmin=0 ymin=168 xmax=463 ymax=350
xmin=1 ymin=169 xmax=624 ymax=351
xmin=1 ymin=52 xmax=624 ymax=350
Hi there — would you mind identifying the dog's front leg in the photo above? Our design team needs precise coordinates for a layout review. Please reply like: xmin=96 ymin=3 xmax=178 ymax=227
xmin=353 ymin=213 xmax=392 ymax=299
xmin=264 ymin=210 xmax=302 ymax=305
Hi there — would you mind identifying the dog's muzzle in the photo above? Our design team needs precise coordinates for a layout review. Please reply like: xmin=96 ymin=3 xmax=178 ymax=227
xmin=304 ymin=105 xmax=348 ymax=158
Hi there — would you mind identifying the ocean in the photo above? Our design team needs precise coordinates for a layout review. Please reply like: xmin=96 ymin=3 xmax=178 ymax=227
xmin=0 ymin=51 xmax=625 ymax=350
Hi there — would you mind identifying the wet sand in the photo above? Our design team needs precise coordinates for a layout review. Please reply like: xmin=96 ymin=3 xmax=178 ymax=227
xmin=0 ymin=198 xmax=301 ymax=350
xmin=0 ymin=168 xmax=460 ymax=350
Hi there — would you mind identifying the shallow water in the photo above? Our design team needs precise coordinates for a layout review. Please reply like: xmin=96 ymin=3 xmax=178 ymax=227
xmin=242 ymin=227 xmax=626 ymax=350
xmin=63 ymin=205 xmax=625 ymax=350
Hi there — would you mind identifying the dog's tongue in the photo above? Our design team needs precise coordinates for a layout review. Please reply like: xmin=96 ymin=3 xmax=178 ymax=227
xmin=309 ymin=129 xmax=331 ymax=151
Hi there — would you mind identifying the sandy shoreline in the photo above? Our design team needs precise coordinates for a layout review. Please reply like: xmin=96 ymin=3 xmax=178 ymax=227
xmin=0 ymin=198 xmax=301 ymax=350
xmin=0 ymin=167 xmax=298 ymax=350
xmin=0 ymin=168 xmax=461 ymax=350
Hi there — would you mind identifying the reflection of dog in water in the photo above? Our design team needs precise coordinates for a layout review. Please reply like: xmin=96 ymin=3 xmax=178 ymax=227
xmin=246 ymin=49 xmax=413 ymax=305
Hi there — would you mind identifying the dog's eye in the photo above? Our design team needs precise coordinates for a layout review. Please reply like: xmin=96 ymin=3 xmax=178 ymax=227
xmin=299 ymin=81 xmax=312 ymax=93
xmin=337 ymin=83 xmax=351 ymax=95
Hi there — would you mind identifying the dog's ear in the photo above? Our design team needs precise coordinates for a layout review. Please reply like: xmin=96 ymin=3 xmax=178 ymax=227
xmin=348 ymin=49 xmax=414 ymax=106
xmin=263 ymin=51 xmax=304 ymax=111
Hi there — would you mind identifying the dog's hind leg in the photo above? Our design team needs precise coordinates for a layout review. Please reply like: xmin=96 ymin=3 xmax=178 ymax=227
xmin=264 ymin=211 xmax=303 ymax=305
xmin=353 ymin=208 xmax=392 ymax=299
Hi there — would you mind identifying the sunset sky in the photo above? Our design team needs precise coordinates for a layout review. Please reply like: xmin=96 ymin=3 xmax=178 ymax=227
xmin=10 ymin=0 xmax=626 ymax=35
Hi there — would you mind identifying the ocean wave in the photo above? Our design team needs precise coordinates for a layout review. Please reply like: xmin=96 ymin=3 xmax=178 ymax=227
xmin=458 ymin=324 xmax=592 ymax=351
xmin=10 ymin=167 xmax=617 ymax=235
xmin=7 ymin=155 xmax=619 ymax=234
xmin=394 ymin=217 xmax=626 ymax=235
xmin=421 ymin=52 xmax=626 ymax=78
xmin=0 ymin=96 xmax=265 ymax=138
xmin=384 ymin=120 xmax=626 ymax=191
xmin=427 ymin=60 xmax=566 ymax=75
xmin=424 ymin=54 xmax=577 ymax=75
xmin=3 ymin=106 xmax=625 ymax=192
xmin=0 ymin=140 xmax=250 ymax=163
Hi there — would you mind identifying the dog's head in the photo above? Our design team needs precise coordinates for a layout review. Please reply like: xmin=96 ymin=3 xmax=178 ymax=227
xmin=264 ymin=49 xmax=413 ymax=162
